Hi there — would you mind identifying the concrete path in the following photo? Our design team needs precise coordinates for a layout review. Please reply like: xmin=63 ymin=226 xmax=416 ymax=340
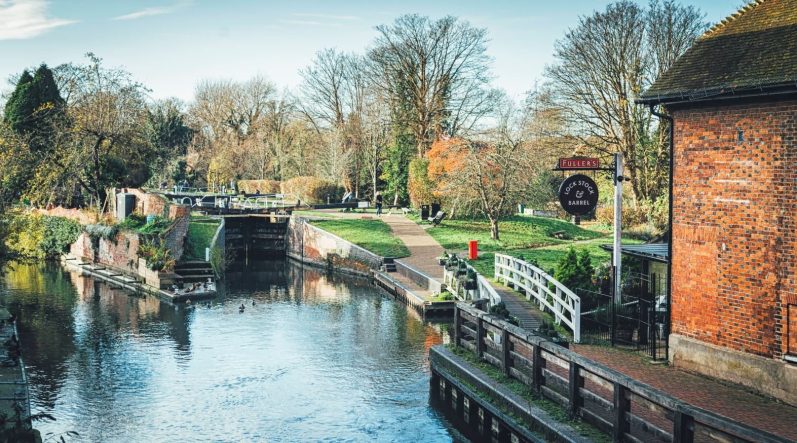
xmin=313 ymin=210 xmax=445 ymax=281
xmin=378 ymin=214 xmax=445 ymax=279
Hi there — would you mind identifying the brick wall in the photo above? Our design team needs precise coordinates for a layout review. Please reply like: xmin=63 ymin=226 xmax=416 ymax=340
xmin=165 ymin=205 xmax=190 ymax=261
xmin=671 ymin=98 xmax=797 ymax=359
xmin=70 ymin=231 xmax=141 ymax=274
xmin=34 ymin=207 xmax=100 ymax=225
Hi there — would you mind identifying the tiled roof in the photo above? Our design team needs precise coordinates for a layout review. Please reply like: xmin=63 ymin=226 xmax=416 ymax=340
xmin=640 ymin=0 xmax=797 ymax=104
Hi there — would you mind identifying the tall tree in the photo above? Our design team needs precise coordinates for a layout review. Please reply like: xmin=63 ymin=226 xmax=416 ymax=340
xmin=369 ymin=14 xmax=497 ymax=157
xmin=51 ymin=53 xmax=153 ymax=207
xmin=545 ymin=0 xmax=705 ymax=203
xmin=147 ymin=98 xmax=194 ymax=185
xmin=1 ymin=65 xmax=68 ymax=204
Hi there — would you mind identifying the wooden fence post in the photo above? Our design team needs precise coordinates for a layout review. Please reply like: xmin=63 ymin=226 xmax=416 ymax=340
xmin=612 ymin=383 xmax=630 ymax=442
xmin=454 ymin=305 xmax=461 ymax=348
xmin=476 ymin=317 xmax=485 ymax=359
xmin=532 ymin=343 xmax=543 ymax=393
xmin=673 ymin=410 xmax=694 ymax=443
xmin=502 ymin=329 xmax=511 ymax=377
xmin=568 ymin=362 xmax=581 ymax=417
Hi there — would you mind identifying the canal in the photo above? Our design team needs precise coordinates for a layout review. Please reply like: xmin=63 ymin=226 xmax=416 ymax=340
xmin=0 ymin=260 xmax=457 ymax=442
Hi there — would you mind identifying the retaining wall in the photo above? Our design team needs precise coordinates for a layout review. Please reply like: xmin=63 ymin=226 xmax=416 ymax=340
xmin=285 ymin=217 xmax=382 ymax=276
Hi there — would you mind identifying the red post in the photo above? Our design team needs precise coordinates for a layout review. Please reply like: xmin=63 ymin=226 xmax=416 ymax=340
xmin=468 ymin=240 xmax=478 ymax=260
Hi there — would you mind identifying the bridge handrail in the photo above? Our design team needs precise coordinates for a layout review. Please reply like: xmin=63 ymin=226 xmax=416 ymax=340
xmin=494 ymin=253 xmax=581 ymax=343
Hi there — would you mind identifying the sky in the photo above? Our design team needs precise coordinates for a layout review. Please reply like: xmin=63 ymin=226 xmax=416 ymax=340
xmin=0 ymin=0 xmax=741 ymax=103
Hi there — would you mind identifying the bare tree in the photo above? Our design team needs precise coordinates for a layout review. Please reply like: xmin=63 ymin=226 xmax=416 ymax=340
xmin=545 ymin=0 xmax=706 ymax=203
xmin=369 ymin=14 xmax=496 ymax=157
xmin=188 ymin=76 xmax=278 ymax=186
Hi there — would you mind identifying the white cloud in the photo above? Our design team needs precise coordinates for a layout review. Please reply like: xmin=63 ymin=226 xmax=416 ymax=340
xmin=113 ymin=1 xmax=190 ymax=21
xmin=0 ymin=0 xmax=76 ymax=40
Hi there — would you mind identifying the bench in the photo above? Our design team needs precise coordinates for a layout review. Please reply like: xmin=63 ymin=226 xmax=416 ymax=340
xmin=428 ymin=211 xmax=446 ymax=226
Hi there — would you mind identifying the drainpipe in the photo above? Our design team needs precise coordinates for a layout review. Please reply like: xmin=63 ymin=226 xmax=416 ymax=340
xmin=650 ymin=104 xmax=674 ymax=357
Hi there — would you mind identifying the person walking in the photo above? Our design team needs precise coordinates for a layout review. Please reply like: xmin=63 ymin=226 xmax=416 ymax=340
xmin=375 ymin=192 xmax=383 ymax=216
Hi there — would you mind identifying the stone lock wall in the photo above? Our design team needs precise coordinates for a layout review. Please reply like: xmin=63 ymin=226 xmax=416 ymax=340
xmin=285 ymin=217 xmax=382 ymax=276
xmin=670 ymin=98 xmax=797 ymax=404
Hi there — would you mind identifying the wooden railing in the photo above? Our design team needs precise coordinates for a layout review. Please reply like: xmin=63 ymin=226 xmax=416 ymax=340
xmin=453 ymin=303 xmax=788 ymax=443
xmin=443 ymin=262 xmax=501 ymax=306
xmin=495 ymin=253 xmax=581 ymax=343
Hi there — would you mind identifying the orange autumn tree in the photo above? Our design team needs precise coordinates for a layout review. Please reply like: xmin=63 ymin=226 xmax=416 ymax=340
xmin=427 ymin=125 xmax=533 ymax=240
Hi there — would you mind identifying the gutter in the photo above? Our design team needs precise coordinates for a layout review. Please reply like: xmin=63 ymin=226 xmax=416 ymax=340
xmin=649 ymin=104 xmax=674 ymax=355
xmin=638 ymin=81 xmax=797 ymax=106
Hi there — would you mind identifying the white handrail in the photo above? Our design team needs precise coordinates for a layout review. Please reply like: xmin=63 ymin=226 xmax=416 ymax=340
xmin=494 ymin=253 xmax=581 ymax=343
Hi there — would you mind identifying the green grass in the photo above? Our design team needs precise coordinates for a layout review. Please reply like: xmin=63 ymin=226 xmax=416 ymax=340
xmin=184 ymin=219 xmax=221 ymax=260
xmin=310 ymin=218 xmax=410 ymax=258
xmin=422 ymin=215 xmax=608 ymax=253
xmin=467 ymin=237 xmax=643 ymax=277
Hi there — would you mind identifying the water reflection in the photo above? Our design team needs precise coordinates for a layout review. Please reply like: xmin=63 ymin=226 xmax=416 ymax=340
xmin=0 ymin=260 xmax=453 ymax=442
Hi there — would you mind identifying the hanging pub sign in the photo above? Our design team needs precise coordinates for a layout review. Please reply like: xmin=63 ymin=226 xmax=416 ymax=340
xmin=559 ymin=174 xmax=599 ymax=215
xmin=558 ymin=157 xmax=600 ymax=170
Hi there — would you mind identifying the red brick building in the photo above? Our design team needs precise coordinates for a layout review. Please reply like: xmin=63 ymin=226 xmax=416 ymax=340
xmin=639 ymin=0 xmax=797 ymax=405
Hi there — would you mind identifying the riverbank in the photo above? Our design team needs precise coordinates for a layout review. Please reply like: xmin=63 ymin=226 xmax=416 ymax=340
xmin=60 ymin=255 xmax=216 ymax=302
xmin=0 ymin=306 xmax=36 ymax=442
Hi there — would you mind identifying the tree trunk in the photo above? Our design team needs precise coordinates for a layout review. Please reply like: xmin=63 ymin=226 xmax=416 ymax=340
xmin=489 ymin=217 xmax=500 ymax=240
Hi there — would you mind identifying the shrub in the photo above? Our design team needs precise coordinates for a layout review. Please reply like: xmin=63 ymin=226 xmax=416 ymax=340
xmin=5 ymin=212 xmax=45 ymax=259
xmin=85 ymin=224 xmax=119 ymax=242
xmin=137 ymin=241 xmax=175 ymax=271
xmin=4 ymin=212 xmax=80 ymax=259
xmin=237 ymin=179 xmax=281 ymax=194
xmin=281 ymin=176 xmax=344 ymax=204
xmin=554 ymin=247 xmax=596 ymax=293
xmin=40 ymin=216 xmax=81 ymax=258
xmin=489 ymin=302 xmax=511 ymax=318
xmin=408 ymin=158 xmax=435 ymax=208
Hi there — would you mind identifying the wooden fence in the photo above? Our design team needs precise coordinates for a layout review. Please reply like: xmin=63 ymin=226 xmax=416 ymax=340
xmin=453 ymin=302 xmax=788 ymax=443
xmin=495 ymin=253 xmax=581 ymax=343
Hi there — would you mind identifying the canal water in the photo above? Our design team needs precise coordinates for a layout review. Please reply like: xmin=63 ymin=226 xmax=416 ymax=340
xmin=0 ymin=260 xmax=456 ymax=442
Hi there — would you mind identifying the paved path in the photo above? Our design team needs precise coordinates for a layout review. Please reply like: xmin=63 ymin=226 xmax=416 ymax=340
xmin=314 ymin=210 xmax=445 ymax=280
xmin=378 ymin=214 xmax=445 ymax=279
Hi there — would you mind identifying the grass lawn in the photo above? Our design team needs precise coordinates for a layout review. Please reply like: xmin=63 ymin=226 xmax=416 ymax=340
xmin=184 ymin=217 xmax=221 ymax=260
xmin=416 ymin=214 xmax=641 ymax=277
xmin=467 ymin=237 xmax=642 ymax=277
xmin=422 ymin=215 xmax=608 ymax=253
xmin=310 ymin=218 xmax=410 ymax=258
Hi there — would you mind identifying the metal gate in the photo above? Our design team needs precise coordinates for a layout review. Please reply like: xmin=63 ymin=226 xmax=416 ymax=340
xmin=579 ymin=273 xmax=668 ymax=360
